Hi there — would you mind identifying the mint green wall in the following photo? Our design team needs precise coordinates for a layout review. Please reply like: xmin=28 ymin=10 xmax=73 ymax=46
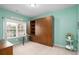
xmin=0 ymin=13 xmax=3 ymax=38
xmin=78 ymin=5 xmax=79 ymax=52
xmin=0 ymin=8 xmax=30 ymax=44
xmin=0 ymin=5 xmax=78 ymax=50
xmin=31 ymin=5 xmax=77 ymax=50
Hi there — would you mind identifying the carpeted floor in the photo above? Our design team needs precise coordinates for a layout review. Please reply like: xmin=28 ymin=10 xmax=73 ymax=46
xmin=13 ymin=41 xmax=77 ymax=55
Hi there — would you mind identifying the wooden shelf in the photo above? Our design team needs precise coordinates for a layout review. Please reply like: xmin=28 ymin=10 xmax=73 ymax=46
xmin=30 ymin=21 xmax=35 ymax=35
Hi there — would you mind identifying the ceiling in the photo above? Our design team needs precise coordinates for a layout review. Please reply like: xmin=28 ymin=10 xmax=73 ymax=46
xmin=0 ymin=4 xmax=75 ymax=17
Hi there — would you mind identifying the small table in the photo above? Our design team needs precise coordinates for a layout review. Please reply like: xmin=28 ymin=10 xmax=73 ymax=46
xmin=0 ymin=40 xmax=13 ymax=55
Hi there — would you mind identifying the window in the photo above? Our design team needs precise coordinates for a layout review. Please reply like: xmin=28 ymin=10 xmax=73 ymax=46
xmin=5 ymin=19 xmax=26 ymax=39
xmin=6 ymin=22 xmax=17 ymax=38
xmin=17 ymin=23 xmax=26 ymax=37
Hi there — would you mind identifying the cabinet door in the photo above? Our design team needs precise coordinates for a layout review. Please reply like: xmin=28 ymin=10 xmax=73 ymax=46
xmin=35 ymin=16 xmax=54 ymax=46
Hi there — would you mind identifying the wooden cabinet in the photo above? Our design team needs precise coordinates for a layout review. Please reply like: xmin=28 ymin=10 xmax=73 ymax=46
xmin=30 ymin=16 xmax=54 ymax=46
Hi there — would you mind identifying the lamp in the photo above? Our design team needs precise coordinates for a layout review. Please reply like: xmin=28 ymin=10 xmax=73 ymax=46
xmin=27 ymin=4 xmax=39 ymax=8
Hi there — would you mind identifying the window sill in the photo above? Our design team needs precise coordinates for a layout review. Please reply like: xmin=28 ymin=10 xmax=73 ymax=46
xmin=7 ymin=35 xmax=26 ymax=39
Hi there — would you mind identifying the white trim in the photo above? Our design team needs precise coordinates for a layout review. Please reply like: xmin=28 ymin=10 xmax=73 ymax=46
xmin=78 ymin=52 xmax=79 ymax=55
xmin=54 ymin=44 xmax=65 ymax=48
xmin=3 ymin=18 xmax=7 ymax=39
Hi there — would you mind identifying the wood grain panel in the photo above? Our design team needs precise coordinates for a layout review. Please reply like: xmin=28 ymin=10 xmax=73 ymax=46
xmin=0 ymin=46 xmax=13 ymax=55
xmin=30 ymin=16 xmax=54 ymax=46
xmin=36 ymin=16 xmax=53 ymax=46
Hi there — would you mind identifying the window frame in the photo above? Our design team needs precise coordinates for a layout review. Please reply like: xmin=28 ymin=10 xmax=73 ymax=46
xmin=3 ymin=18 xmax=26 ymax=39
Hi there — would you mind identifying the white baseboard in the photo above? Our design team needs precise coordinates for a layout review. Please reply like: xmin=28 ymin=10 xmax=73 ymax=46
xmin=78 ymin=52 xmax=79 ymax=55
xmin=54 ymin=44 xmax=65 ymax=48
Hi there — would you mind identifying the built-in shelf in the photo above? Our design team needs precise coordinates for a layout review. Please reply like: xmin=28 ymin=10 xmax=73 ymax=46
xmin=30 ymin=21 xmax=35 ymax=35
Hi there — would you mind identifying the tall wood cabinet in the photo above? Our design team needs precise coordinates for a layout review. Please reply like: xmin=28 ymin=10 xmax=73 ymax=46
xmin=30 ymin=16 xmax=54 ymax=46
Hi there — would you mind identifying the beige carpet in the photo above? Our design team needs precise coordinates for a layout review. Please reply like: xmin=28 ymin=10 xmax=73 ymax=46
xmin=13 ymin=41 xmax=77 ymax=55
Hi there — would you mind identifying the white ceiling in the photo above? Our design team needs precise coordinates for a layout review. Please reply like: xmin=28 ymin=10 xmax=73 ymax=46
xmin=0 ymin=4 xmax=75 ymax=17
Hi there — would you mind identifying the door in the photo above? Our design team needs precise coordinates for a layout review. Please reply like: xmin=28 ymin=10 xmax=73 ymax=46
xmin=35 ymin=16 xmax=54 ymax=46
